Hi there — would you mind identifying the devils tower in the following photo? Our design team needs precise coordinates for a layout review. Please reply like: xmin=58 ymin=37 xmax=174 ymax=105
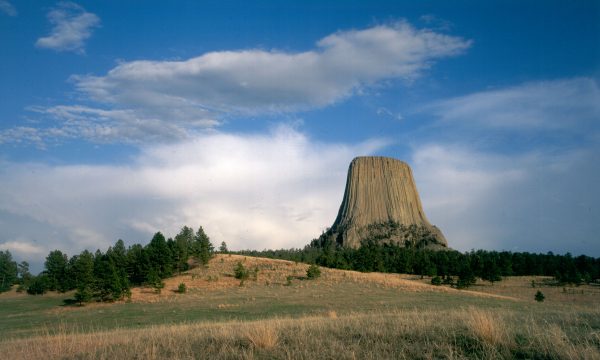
xmin=326 ymin=156 xmax=448 ymax=249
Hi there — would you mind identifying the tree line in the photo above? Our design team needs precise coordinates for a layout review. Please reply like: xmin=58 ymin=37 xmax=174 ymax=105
xmin=237 ymin=236 xmax=600 ymax=288
xmin=0 ymin=226 xmax=215 ymax=304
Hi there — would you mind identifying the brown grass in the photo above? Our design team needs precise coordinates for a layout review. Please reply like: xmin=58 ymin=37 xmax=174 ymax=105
xmin=2 ymin=255 xmax=599 ymax=359
xmin=244 ymin=320 xmax=279 ymax=349
xmin=1 ymin=309 xmax=598 ymax=359
xmin=126 ymin=254 xmax=516 ymax=304
xmin=465 ymin=307 xmax=513 ymax=348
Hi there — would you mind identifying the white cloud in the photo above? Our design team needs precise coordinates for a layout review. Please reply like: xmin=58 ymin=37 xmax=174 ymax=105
xmin=0 ymin=241 xmax=46 ymax=258
xmin=35 ymin=2 xmax=100 ymax=53
xmin=77 ymin=22 xmax=469 ymax=115
xmin=428 ymin=78 xmax=600 ymax=131
xmin=413 ymin=144 xmax=600 ymax=256
xmin=0 ymin=126 xmax=387 ymax=268
xmin=5 ymin=22 xmax=470 ymax=145
xmin=0 ymin=0 xmax=17 ymax=16
xmin=412 ymin=78 xmax=600 ymax=256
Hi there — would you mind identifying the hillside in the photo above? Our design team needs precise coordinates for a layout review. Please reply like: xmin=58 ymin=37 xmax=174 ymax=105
xmin=1 ymin=254 xmax=599 ymax=359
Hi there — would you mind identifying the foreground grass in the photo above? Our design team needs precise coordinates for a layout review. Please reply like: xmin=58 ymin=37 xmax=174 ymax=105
xmin=1 ymin=308 xmax=599 ymax=359
xmin=1 ymin=255 xmax=599 ymax=359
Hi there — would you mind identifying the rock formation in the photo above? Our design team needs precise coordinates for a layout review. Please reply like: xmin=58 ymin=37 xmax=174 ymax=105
xmin=326 ymin=156 xmax=447 ymax=249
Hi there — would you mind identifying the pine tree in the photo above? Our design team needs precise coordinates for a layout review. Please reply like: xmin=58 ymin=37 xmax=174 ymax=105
xmin=44 ymin=250 xmax=69 ymax=292
xmin=72 ymin=250 xmax=95 ymax=304
xmin=126 ymin=244 xmax=150 ymax=285
xmin=0 ymin=250 xmax=18 ymax=292
xmin=219 ymin=241 xmax=228 ymax=254
xmin=17 ymin=261 xmax=32 ymax=287
xmin=147 ymin=232 xmax=173 ymax=277
xmin=535 ymin=290 xmax=545 ymax=302
xmin=93 ymin=253 xmax=127 ymax=301
xmin=194 ymin=227 xmax=214 ymax=266
xmin=174 ymin=226 xmax=194 ymax=273
xmin=74 ymin=286 xmax=93 ymax=305
xmin=26 ymin=274 xmax=50 ymax=295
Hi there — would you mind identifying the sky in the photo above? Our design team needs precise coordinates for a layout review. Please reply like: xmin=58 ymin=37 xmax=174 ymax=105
xmin=1 ymin=1 xmax=599 ymax=271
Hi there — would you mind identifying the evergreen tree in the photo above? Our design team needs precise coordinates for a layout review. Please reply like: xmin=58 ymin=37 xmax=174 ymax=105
xmin=107 ymin=239 xmax=130 ymax=291
xmin=481 ymin=258 xmax=502 ymax=284
xmin=234 ymin=262 xmax=249 ymax=283
xmin=147 ymin=232 xmax=173 ymax=277
xmin=146 ymin=268 xmax=164 ymax=293
xmin=126 ymin=244 xmax=150 ymax=285
xmin=44 ymin=250 xmax=69 ymax=292
xmin=93 ymin=253 xmax=128 ymax=301
xmin=174 ymin=226 xmax=194 ymax=273
xmin=74 ymin=286 xmax=93 ymax=305
xmin=72 ymin=250 xmax=95 ymax=304
xmin=194 ymin=226 xmax=214 ymax=266
xmin=535 ymin=290 xmax=545 ymax=302
xmin=219 ymin=241 xmax=228 ymax=254
xmin=306 ymin=264 xmax=321 ymax=279
xmin=17 ymin=261 xmax=32 ymax=287
xmin=27 ymin=274 xmax=50 ymax=295
xmin=0 ymin=250 xmax=18 ymax=292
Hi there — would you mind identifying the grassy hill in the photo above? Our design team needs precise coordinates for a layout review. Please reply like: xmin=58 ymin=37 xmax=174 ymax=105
xmin=1 ymin=254 xmax=599 ymax=359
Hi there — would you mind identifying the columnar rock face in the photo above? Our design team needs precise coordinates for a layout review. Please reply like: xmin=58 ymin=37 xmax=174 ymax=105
xmin=328 ymin=156 xmax=448 ymax=249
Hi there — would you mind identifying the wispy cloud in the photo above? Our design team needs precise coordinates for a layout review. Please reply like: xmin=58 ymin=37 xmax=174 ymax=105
xmin=0 ymin=0 xmax=17 ymax=16
xmin=428 ymin=78 xmax=600 ymax=132
xmin=35 ymin=2 xmax=100 ymax=53
xmin=5 ymin=21 xmax=469 ymax=146
xmin=0 ymin=126 xmax=387 ymax=268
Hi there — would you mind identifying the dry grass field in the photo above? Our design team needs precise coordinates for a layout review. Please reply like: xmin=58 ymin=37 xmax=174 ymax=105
xmin=1 ymin=254 xmax=599 ymax=359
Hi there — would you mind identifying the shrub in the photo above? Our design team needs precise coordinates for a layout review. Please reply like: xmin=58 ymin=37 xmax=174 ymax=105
xmin=74 ymin=286 xmax=93 ymax=305
xmin=234 ymin=262 xmax=249 ymax=285
xmin=26 ymin=275 xmax=49 ymax=295
xmin=177 ymin=283 xmax=187 ymax=294
xmin=306 ymin=264 xmax=321 ymax=279
xmin=535 ymin=290 xmax=545 ymax=302
xmin=431 ymin=275 xmax=442 ymax=286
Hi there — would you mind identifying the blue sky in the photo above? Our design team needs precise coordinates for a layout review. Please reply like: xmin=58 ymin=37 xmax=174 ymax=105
xmin=1 ymin=1 xmax=599 ymax=270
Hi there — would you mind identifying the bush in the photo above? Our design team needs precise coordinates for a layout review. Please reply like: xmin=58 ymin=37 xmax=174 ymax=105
xmin=177 ymin=283 xmax=187 ymax=294
xmin=74 ymin=286 xmax=93 ymax=305
xmin=306 ymin=264 xmax=321 ymax=279
xmin=234 ymin=262 xmax=249 ymax=284
xmin=431 ymin=276 xmax=442 ymax=286
xmin=27 ymin=275 xmax=49 ymax=295
xmin=535 ymin=290 xmax=545 ymax=302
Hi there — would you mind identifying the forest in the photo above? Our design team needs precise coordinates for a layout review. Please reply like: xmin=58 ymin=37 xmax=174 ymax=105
xmin=237 ymin=234 xmax=600 ymax=288
xmin=1 ymin=225 xmax=599 ymax=301
xmin=0 ymin=226 xmax=216 ymax=304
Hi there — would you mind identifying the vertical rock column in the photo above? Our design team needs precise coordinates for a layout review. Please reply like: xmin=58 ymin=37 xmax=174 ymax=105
xmin=329 ymin=156 xmax=447 ymax=248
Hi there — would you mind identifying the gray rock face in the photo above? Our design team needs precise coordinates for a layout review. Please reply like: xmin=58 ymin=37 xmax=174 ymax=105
xmin=328 ymin=156 xmax=448 ymax=249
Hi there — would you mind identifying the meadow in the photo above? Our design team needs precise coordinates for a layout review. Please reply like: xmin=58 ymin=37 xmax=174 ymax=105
xmin=1 ymin=254 xmax=599 ymax=359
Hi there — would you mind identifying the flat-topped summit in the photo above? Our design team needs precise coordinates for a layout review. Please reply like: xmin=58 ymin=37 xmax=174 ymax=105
xmin=327 ymin=156 xmax=447 ymax=249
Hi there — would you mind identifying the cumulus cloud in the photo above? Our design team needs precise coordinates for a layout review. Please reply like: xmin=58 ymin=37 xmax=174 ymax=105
xmin=0 ymin=0 xmax=16 ymax=16
xmin=413 ymin=144 xmax=600 ymax=256
xmin=412 ymin=78 xmax=600 ymax=256
xmin=0 ymin=126 xmax=387 ymax=269
xmin=35 ymin=2 xmax=100 ymax=53
xmin=0 ymin=240 xmax=46 ymax=258
xmin=76 ymin=22 xmax=469 ymax=115
xmin=1 ymin=22 xmax=469 ymax=146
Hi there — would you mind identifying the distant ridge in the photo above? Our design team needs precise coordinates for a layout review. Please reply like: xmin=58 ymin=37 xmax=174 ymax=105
xmin=327 ymin=156 xmax=447 ymax=249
